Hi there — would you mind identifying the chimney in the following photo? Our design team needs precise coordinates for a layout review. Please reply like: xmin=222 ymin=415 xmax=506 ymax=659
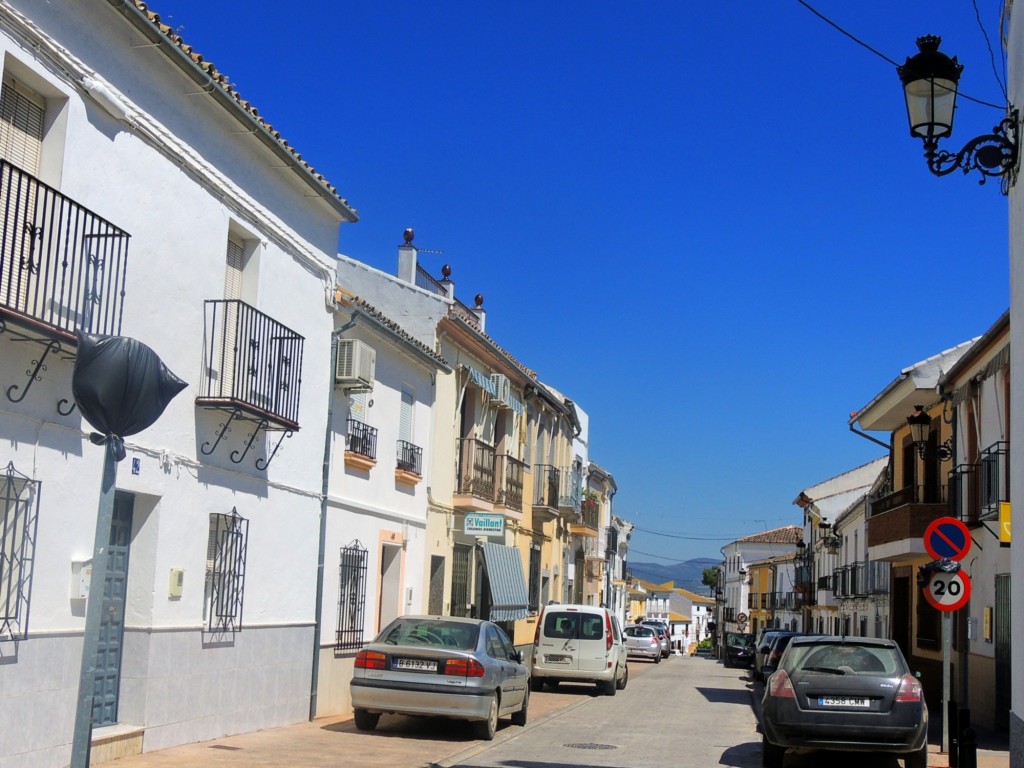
xmin=397 ymin=227 xmax=417 ymax=284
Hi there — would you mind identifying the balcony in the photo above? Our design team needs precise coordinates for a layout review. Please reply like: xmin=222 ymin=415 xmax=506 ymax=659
xmin=949 ymin=463 xmax=981 ymax=524
xmin=0 ymin=161 xmax=130 ymax=409
xmin=868 ymin=484 xmax=948 ymax=560
xmin=344 ymin=418 xmax=377 ymax=471
xmin=834 ymin=561 xmax=889 ymax=598
xmin=454 ymin=438 xmax=496 ymax=512
xmin=395 ymin=439 xmax=422 ymax=484
xmin=558 ymin=465 xmax=582 ymax=520
xmin=572 ymin=496 xmax=600 ymax=536
xmin=0 ymin=160 xmax=130 ymax=342
xmin=581 ymin=535 xmax=604 ymax=561
xmin=980 ymin=441 xmax=1009 ymax=520
xmin=197 ymin=300 xmax=304 ymax=430
xmin=532 ymin=464 xmax=560 ymax=523
xmin=495 ymin=454 xmax=526 ymax=514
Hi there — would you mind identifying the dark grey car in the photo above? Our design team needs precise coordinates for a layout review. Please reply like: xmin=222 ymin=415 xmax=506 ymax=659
xmin=760 ymin=635 xmax=928 ymax=768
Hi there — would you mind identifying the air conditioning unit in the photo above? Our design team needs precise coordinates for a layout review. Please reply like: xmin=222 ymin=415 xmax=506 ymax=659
xmin=489 ymin=373 xmax=512 ymax=408
xmin=335 ymin=339 xmax=375 ymax=391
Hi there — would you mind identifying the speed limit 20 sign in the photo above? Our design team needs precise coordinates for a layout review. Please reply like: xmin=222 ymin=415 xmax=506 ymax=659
xmin=923 ymin=570 xmax=972 ymax=612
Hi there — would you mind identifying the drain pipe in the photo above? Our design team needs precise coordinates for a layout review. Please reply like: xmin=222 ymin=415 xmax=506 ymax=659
xmin=310 ymin=319 xmax=356 ymax=720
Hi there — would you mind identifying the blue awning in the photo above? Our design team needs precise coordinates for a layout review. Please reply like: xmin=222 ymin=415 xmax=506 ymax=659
xmin=481 ymin=542 xmax=530 ymax=622
xmin=466 ymin=366 xmax=497 ymax=396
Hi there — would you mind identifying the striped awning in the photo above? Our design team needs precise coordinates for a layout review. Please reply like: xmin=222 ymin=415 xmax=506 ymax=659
xmin=481 ymin=542 xmax=530 ymax=622
xmin=466 ymin=365 xmax=497 ymax=396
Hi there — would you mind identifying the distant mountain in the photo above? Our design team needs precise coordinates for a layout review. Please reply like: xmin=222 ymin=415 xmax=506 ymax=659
xmin=627 ymin=557 xmax=719 ymax=597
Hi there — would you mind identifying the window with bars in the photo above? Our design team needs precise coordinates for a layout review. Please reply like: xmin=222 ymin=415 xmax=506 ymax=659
xmin=335 ymin=541 xmax=368 ymax=651
xmin=0 ymin=462 xmax=39 ymax=640
xmin=205 ymin=509 xmax=248 ymax=633
xmin=450 ymin=544 xmax=471 ymax=618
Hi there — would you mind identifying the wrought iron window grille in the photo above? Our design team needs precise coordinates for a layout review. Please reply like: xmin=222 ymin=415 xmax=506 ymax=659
xmin=346 ymin=418 xmax=378 ymax=460
xmin=205 ymin=508 xmax=248 ymax=633
xmin=396 ymin=439 xmax=422 ymax=475
xmin=335 ymin=541 xmax=368 ymax=651
xmin=0 ymin=461 xmax=40 ymax=640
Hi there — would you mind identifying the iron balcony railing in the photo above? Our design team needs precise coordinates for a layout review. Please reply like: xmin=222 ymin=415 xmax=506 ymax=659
xmin=347 ymin=419 xmax=378 ymax=460
xmin=450 ymin=298 xmax=481 ymax=330
xmin=580 ymin=498 xmax=600 ymax=529
xmin=0 ymin=160 xmax=130 ymax=339
xmin=833 ymin=561 xmax=890 ymax=598
xmin=415 ymin=264 xmax=446 ymax=296
xmin=198 ymin=300 xmax=304 ymax=429
xmin=980 ymin=441 xmax=1010 ymax=518
xmin=456 ymin=438 xmax=496 ymax=500
xmin=558 ymin=465 xmax=582 ymax=515
xmin=870 ymin=484 xmax=948 ymax=516
xmin=533 ymin=464 xmax=560 ymax=508
xmin=496 ymin=454 xmax=526 ymax=511
xmin=582 ymin=534 xmax=603 ymax=560
xmin=949 ymin=463 xmax=981 ymax=524
xmin=396 ymin=440 xmax=422 ymax=475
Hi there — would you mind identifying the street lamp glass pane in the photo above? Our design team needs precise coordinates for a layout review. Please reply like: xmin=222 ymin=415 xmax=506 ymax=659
xmin=904 ymin=77 xmax=957 ymax=139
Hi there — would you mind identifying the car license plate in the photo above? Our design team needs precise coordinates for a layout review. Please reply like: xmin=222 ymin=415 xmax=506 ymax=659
xmin=394 ymin=657 xmax=438 ymax=672
xmin=545 ymin=654 xmax=571 ymax=664
xmin=819 ymin=696 xmax=870 ymax=708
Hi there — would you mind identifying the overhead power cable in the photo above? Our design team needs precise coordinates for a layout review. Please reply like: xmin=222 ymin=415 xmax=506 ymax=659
xmin=796 ymin=0 xmax=1006 ymax=110
xmin=633 ymin=525 xmax=739 ymax=541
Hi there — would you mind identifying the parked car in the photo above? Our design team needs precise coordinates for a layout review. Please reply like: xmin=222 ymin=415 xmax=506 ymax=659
xmin=760 ymin=635 xmax=928 ymax=768
xmin=640 ymin=620 xmax=671 ymax=657
xmin=623 ymin=624 xmax=662 ymax=663
xmin=350 ymin=615 xmax=529 ymax=740
xmin=531 ymin=604 xmax=628 ymax=695
xmin=723 ymin=631 xmax=755 ymax=668
xmin=754 ymin=630 xmax=797 ymax=681
xmin=761 ymin=632 xmax=801 ymax=679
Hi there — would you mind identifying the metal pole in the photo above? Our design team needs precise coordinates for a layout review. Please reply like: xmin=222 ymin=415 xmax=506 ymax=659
xmin=942 ymin=611 xmax=952 ymax=754
xmin=70 ymin=444 xmax=119 ymax=768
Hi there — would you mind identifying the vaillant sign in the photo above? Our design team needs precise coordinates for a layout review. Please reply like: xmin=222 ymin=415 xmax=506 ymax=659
xmin=464 ymin=513 xmax=504 ymax=537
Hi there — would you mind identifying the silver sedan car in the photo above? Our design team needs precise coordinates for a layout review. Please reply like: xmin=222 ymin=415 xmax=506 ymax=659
xmin=622 ymin=624 xmax=662 ymax=662
xmin=350 ymin=616 xmax=529 ymax=740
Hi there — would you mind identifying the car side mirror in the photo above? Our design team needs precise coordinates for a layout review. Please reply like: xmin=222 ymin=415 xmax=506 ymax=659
xmin=512 ymin=650 xmax=524 ymax=664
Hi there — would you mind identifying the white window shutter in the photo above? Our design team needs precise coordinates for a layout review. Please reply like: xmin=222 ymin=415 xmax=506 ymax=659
xmin=0 ymin=77 xmax=44 ymax=174
xmin=399 ymin=388 xmax=414 ymax=443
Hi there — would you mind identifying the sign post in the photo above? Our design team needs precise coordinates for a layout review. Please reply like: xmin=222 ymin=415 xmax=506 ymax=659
xmin=921 ymin=516 xmax=972 ymax=756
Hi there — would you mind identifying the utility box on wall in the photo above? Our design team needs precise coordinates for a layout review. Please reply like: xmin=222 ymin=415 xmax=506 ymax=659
xmin=169 ymin=568 xmax=184 ymax=598
xmin=70 ymin=560 xmax=92 ymax=599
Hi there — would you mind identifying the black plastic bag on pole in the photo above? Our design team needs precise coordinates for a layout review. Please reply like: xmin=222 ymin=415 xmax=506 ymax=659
xmin=71 ymin=330 xmax=188 ymax=461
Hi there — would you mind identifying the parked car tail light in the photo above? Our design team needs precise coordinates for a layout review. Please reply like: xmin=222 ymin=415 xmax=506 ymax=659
xmin=354 ymin=650 xmax=386 ymax=670
xmin=895 ymin=673 xmax=923 ymax=703
xmin=444 ymin=658 xmax=486 ymax=677
xmin=605 ymin=611 xmax=613 ymax=652
xmin=651 ymin=637 xmax=659 ymax=647
xmin=767 ymin=669 xmax=796 ymax=698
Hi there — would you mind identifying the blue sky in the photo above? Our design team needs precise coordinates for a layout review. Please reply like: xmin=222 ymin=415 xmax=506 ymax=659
xmin=159 ymin=1 xmax=1010 ymax=564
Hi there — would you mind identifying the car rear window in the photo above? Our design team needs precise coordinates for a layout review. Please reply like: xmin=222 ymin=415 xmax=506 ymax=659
xmin=376 ymin=619 xmax=479 ymax=650
xmin=544 ymin=611 xmax=604 ymax=640
xmin=625 ymin=626 xmax=653 ymax=637
xmin=727 ymin=632 xmax=754 ymax=646
xmin=789 ymin=642 xmax=903 ymax=676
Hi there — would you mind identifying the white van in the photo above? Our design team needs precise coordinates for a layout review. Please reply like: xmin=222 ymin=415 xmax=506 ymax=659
xmin=530 ymin=604 xmax=627 ymax=695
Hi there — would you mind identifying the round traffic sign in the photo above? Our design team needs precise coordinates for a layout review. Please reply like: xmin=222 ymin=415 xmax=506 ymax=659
xmin=923 ymin=516 xmax=971 ymax=562
xmin=923 ymin=570 xmax=972 ymax=612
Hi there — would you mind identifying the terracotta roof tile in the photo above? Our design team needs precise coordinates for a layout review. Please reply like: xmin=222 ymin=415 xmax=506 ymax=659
xmin=132 ymin=2 xmax=354 ymax=216
xmin=736 ymin=525 xmax=803 ymax=545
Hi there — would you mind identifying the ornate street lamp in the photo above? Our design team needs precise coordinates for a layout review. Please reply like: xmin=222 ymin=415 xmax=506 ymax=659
xmin=898 ymin=35 xmax=1019 ymax=188
xmin=907 ymin=405 xmax=953 ymax=461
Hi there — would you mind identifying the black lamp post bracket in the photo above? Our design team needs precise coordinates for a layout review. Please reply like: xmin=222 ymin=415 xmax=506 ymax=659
xmin=925 ymin=108 xmax=1019 ymax=189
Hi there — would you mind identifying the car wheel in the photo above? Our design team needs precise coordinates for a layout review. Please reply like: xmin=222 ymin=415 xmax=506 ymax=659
xmin=353 ymin=709 xmax=379 ymax=732
xmin=761 ymin=734 xmax=785 ymax=768
xmin=511 ymin=687 xmax=529 ymax=727
xmin=904 ymin=742 xmax=928 ymax=768
xmin=530 ymin=675 xmax=544 ymax=692
xmin=616 ymin=663 xmax=629 ymax=690
xmin=653 ymin=652 xmax=661 ymax=664
xmin=473 ymin=694 xmax=498 ymax=741
xmin=600 ymin=673 xmax=617 ymax=696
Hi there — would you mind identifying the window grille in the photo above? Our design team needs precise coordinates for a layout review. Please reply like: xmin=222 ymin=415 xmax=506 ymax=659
xmin=0 ymin=462 xmax=39 ymax=640
xmin=205 ymin=508 xmax=248 ymax=633
xmin=528 ymin=547 xmax=541 ymax=613
xmin=335 ymin=541 xmax=368 ymax=651
xmin=980 ymin=441 xmax=1009 ymax=518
